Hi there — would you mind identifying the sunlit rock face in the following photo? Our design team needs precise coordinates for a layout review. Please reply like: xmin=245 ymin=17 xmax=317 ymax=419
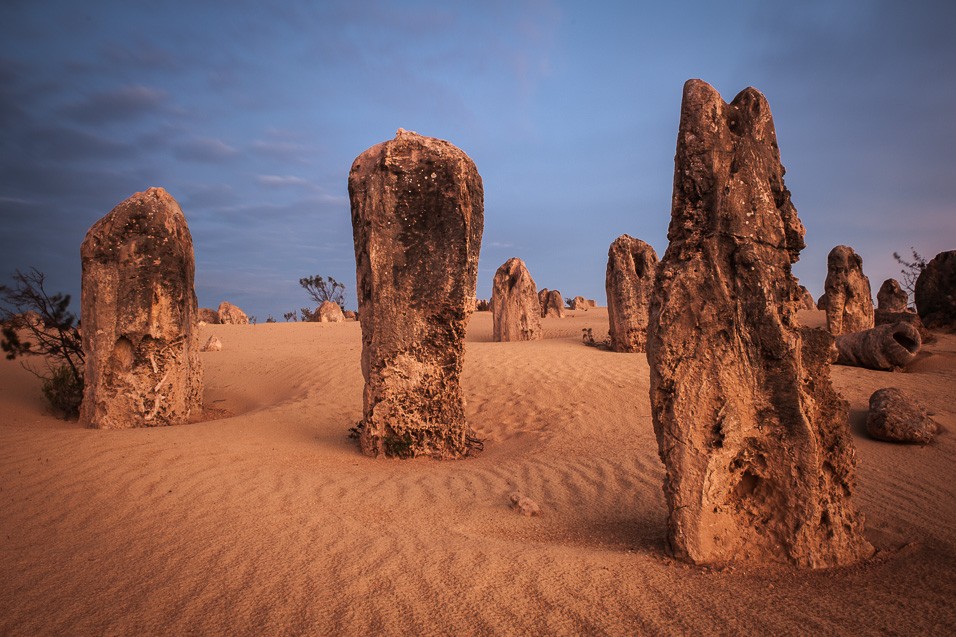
xmin=824 ymin=245 xmax=874 ymax=336
xmin=491 ymin=258 xmax=542 ymax=342
xmin=80 ymin=187 xmax=203 ymax=429
xmin=647 ymin=79 xmax=873 ymax=568
xmin=538 ymin=288 xmax=565 ymax=319
xmin=605 ymin=234 xmax=658 ymax=353
xmin=349 ymin=129 xmax=483 ymax=459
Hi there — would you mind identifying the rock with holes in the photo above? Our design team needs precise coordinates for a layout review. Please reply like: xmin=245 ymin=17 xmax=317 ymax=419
xmin=317 ymin=300 xmax=345 ymax=323
xmin=79 ymin=187 xmax=203 ymax=429
xmin=349 ymin=129 xmax=483 ymax=459
xmin=834 ymin=321 xmax=921 ymax=370
xmin=491 ymin=258 xmax=542 ymax=341
xmin=217 ymin=301 xmax=248 ymax=325
xmin=877 ymin=278 xmax=908 ymax=313
xmin=647 ymin=79 xmax=872 ymax=567
xmin=606 ymin=234 xmax=658 ymax=352
xmin=538 ymin=288 xmax=565 ymax=319
xmin=865 ymin=387 xmax=938 ymax=444
xmin=201 ymin=336 xmax=222 ymax=352
xmin=824 ymin=245 xmax=874 ymax=336
xmin=197 ymin=307 xmax=220 ymax=324
xmin=915 ymin=250 xmax=956 ymax=329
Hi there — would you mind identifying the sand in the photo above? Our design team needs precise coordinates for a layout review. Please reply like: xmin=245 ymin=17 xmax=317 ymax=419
xmin=1 ymin=308 xmax=954 ymax=636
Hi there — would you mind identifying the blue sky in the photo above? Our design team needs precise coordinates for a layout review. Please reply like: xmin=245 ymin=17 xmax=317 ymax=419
xmin=2 ymin=0 xmax=953 ymax=319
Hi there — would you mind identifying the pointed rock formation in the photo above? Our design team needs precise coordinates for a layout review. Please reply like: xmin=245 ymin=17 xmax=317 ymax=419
xmin=349 ymin=129 xmax=483 ymax=459
xmin=824 ymin=246 xmax=874 ymax=335
xmin=606 ymin=234 xmax=658 ymax=352
xmin=647 ymin=80 xmax=872 ymax=567
xmin=491 ymin=258 xmax=542 ymax=341
xmin=79 ymin=187 xmax=203 ymax=429
xmin=877 ymin=278 xmax=908 ymax=313
xmin=538 ymin=288 xmax=565 ymax=319
xmin=218 ymin=301 xmax=249 ymax=325
xmin=915 ymin=250 xmax=956 ymax=329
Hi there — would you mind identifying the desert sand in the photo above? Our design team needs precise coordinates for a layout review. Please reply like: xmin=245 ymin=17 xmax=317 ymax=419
xmin=1 ymin=308 xmax=954 ymax=636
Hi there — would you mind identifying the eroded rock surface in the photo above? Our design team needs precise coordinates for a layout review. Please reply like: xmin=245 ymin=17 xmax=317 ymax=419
xmin=915 ymin=250 xmax=956 ymax=329
xmin=606 ymin=234 xmax=658 ymax=352
xmin=349 ymin=129 xmax=483 ymax=459
xmin=824 ymin=245 xmax=874 ymax=336
xmin=834 ymin=321 xmax=921 ymax=370
xmin=198 ymin=308 xmax=220 ymax=324
xmin=570 ymin=296 xmax=589 ymax=311
xmin=79 ymin=187 xmax=202 ymax=428
xmin=866 ymin=387 xmax=938 ymax=444
xmin=797 ymin=285 xmax=816 ymax=310
xmin=491 ymin=258 xmax=542 ymax=341
xmin=201 ymin=336 xmax=223 ymax=352
xmin=218 ymin=301 xmax=249 ymax=325
xmin=538 ymin=288 xmax=565 ymax=319
xmin=647 ymin=80 xmax=872 ymax=568
xmin=877 ymin=278 xmax=908 ymax=312
xmin=317 ymin=300 xmax=345 ymax=323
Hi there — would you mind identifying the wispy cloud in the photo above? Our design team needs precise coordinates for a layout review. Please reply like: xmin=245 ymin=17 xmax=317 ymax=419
xmin=173 ymin=137 xmax=240 ymax=162
xmin=61 ymin=84 xmax=168 ymax=125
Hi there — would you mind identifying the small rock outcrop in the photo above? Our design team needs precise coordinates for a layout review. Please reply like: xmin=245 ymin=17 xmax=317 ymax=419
xmin=824 ymin=245 xmax=874 ymax=336
xmin=877 ymin=278 xmax=908 ymax=312
xmin=317 ymin=300 xmax=345 ymax=323
xmin=797 ymin=285 xmax=816 ymax=311
xmin=538 ymin=288 xmax=565 ymax=319
xmin=509 ymin=492 xmax=541 ymax=517
xmin=817 ymin=293 xmax=828 ymax=310
xmin=834 ymin=321 xmax=921 ymax=370
xmin=217 ymin=301 xmax=249 ymax=325
xmin=570 ymin=296 xmax=589 ymax=311
xmin=79 ymin=187 xmax=203 ymax=429
xmin=606 ymin=234 xmax=658 ymax=353
xmin=349 ymin=129 xmax=483 ymax=459
xmin=201 ymin=336 xmax=223 ymax=352
xmin=866 ymin=388 xmax=938 ymax=444
xmin=915 ymin=250 xmax=956 ymax=329
xmin=647 ymin=80 xmax=872 ymax=568
xmin=491 ymin=258 xmax=542 ymax=341
xmin=197 ymin=308 xmax=220 ymax=324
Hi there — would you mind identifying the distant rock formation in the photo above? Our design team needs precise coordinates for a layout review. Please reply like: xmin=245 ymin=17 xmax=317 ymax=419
xmin=349 ymin=129 xmax=483 ymax=459
xmin=201 ymin=336 xmax=223 ymax=352
xmin=647 ymin=79 xmax=872 ymax=568
xmin=570 ymin=296 xmax=589 ymax=311
xmin=834 ymin=322 xmax=921 ymax=370
xmin=198 ymin=308 xmax=220 ymax=324
xmin=538 ymin=288 xmax=565 ymax=319
xmin=218 ymin=301 xmax=249 ymax=325
xmin=491 ymin=258 xmax=542 ymax=341
xmin=606 ymin=234 xmax=658 ymax=353
xmin=797 ymin=285 xmax=816 ymax=311
xmin=79 ymin=187 xmax=203 ymax=429
xmin=866 ymin=388 xmax=938 ymax=444
xmin=915 ymin=250 xmax=956 ymax=329
xmin=816 ymin=293 xmax=827 ymax=310
xmin=824 ymin=245 xmax=874 ymax=335
xmin=876 ymin=278 xmax=908 ymax=312
xmin=317 ymin=300 xmax=345 ymax=323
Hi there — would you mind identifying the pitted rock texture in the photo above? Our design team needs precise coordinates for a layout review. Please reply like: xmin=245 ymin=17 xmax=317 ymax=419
xmin=79 ymin=187 xmax=203 ymax=429
xmin=606 ymin=234 xmax=658 ymax=352
xmin=866 ymin=387 xmax=938 ymax=444
xmin=570 ymin=296 xmax=589 ymax=311
xmin=834 ymin=321 xmax=921 ymax=370
xmin=824 ymin=245 xmax=874 ymax=336
xmin=201 ymin=336 xmax=223 ymax=352
xmin=217 ymin=301 xmax=248 ymax=325
xmin=877 ymin=278 xmax=908 ymax=312
xmin=647 ymin=80 xmax=872 ymax=568
xmin=349 ymin=129 xmax=483 ymax=459
xmin=490 ymin=258 xmax=542 ymax=342
xmin=915 ymin=250 xmax=956 ymax=329
xmin=797 ymin=285 xmax=816 ymax=311
xmin=317 ymin=300 xmax=345 ymax=323
xmin=198 ymin=308 xmax=220 ymax=324
xmin=538 ymin=288 xmax=565 ymax=319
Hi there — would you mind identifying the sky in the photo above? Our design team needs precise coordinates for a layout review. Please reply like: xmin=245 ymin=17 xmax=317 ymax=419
xmin=1 ymin=0 xmax=954 ymax=320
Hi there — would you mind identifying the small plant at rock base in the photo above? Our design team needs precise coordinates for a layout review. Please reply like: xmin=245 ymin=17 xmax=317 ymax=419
xmin=300 ymin=307 xmax=317 ymax=322
xmin=41 ymin=363 xmax=84 ymax=419
xmin=475 ymin=299 xmax=489 ymax=312
xmin=300 ymin=275 xmax=345 ymax=308
xmin=892 ymin=247 xmax=927 ymax=305
xmin=283 ymin=311 xmax=298 ymax=322
xmin=265 ymin=315 xmax=276 ymax=323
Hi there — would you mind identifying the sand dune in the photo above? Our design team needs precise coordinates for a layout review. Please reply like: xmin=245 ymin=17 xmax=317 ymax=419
xmin=2 ymin=309 xmax=954 ymax=635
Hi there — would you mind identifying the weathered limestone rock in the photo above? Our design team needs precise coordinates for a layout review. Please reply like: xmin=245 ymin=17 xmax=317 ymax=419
xmin=866 ymin=388 xmax=938 ymax=444
xmin=834 ymin=321 xmax=921 ymax=370
xmin=824 ymin=245 xmax=874 ymax=335
xmin=201 ymin=336 xmax=223 ymax=352
xmin=217 ymin=301 xmax=248 ymax=325
xmin=816 ymin=293 xmax=827 ymax=310
xmin=349 ymin=129 xmax=483 ymax=459
xmin=606 ymin=234 xmax=658 ymax=353
xmin=509 ymin=492 xmax=541 ymax=517
xmin=877 ymin=279 xmax=908 ymax=312
xmin=647 ymin=80 xmax=872 ymax=567
xmin=538 ymin=288 xmax=565 ymax=319
xmin=197 ymin=307 xmax=220 ymax=324
xmin=79 ymin=187 xmax=203 ymax=429
xmin=570 ymin=296 xmax=589 ymax=311
xmin=343 ymin=310 xmax=357 ymax=321
xmin=797 ymin=285 xmax=816 ymax=311
xmin=317 ymin=300 xmax=345 ymax=323
xmin=491 ymin=258 xmax=542 ymax=341
xmin=915 ymin=250 xmax=956 ymax=329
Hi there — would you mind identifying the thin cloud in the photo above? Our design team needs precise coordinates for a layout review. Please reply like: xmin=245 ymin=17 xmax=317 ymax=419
xmin=61 ymin=84 xmax=168 ymax=125
xmin=173 ymin=137 xmax=240 ymax=162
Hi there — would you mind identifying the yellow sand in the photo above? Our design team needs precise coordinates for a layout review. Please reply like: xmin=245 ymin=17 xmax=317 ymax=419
xmin=1 ymin=309 xmax=954 ymax=635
